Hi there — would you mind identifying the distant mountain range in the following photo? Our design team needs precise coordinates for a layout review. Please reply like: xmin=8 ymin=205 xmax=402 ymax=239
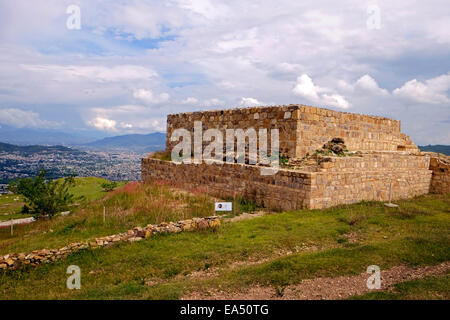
xmin=0 ymin=125 xmax=106 ymax=146
xmin=0 ymin=142 xmax=80 ymax=153
xmin=0 ymin=125 xmax=166 ymax=152
xmin=418 ymin=145 xmax=450 ymax=156
xmin=79 ymin=132 xmax=165 ymax=152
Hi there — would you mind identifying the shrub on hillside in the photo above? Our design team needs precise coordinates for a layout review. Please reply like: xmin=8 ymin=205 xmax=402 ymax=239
xmin=8 ymin=169 xmax=76 ymax=219
xmin=101 ymin=181 xmax=118 ymax=192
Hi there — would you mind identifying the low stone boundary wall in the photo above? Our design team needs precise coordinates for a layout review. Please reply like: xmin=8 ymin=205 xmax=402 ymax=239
xmin=0 ymin=216 xmax=221 ymax=271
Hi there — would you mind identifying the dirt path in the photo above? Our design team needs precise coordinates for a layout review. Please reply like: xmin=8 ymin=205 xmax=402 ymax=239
xmin=223 ymin=211 xmax=268 ymax=222
xmin=183 ymin=261 xmax=450 ymax=300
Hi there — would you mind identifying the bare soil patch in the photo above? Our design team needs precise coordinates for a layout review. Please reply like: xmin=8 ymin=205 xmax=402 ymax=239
xmin=183 ymin=261 xmax=450 ymax=300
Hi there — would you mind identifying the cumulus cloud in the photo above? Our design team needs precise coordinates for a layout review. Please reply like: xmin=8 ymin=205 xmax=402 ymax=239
xmin=86 ymin=105 xmax=166 ymax=133
xmin=354 ymin=75 xmax=389 ymax=96
xmin=0 ymin=108 xmax=60 ymax=128
xmin=133 ymin=89 xmax=170 ymax=104
xmin=88 ymin=117 xmax=117 ymax=131
xmin=393 ymin=73 xmax=450 ymax=104
xmin=240 ymin=97 xmax=261 ymax=107
xmin=292 ymin=74 xmax=350 ymax=109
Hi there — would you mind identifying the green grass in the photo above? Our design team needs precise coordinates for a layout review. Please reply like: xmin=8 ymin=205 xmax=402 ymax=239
xmin=70 ymin=177 xmax=126 ymax=202
xmin=0 ymin=177 xmax=117 ymax=221
xmin=0 ymin=192 xmax=448 ymax=299
xmin=0 ymin=180 xmax=215 ymax=255
xmin=0 ymin=194 xmax=26 ymax=220
xmin=349 ymin=274 xmax=450 ymax=300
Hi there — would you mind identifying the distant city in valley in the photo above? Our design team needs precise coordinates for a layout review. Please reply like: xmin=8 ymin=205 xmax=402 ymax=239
xmin=0 ymin=132 xmax=166 ymax=184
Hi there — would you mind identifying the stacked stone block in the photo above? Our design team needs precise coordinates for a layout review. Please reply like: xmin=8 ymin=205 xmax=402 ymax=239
xmin=166 ymin=104 xmax=418 ymax=159
xmin=429 ymin=156 xmax=450 ymax=194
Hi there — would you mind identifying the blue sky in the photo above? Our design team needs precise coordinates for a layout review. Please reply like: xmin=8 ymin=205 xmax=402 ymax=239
xmin=0 ymin=0 xmax=449 ymax=144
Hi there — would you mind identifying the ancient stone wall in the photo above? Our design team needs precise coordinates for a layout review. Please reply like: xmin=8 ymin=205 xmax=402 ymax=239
xmin=167 ymin=105 xmax=299 ymax=158
xmin=309 ymin=153 xmax=432 ymax=209
xmin=142 ymin=153 xmax=432 ymax=210
xmin=429 ymin=156 xmax=450 ymax=194
xmin=166 ymin=104 xmax=418 ymax=159
xmin=142 ymin=157 xmax=311 ymax=211
xmin=293 ymin=106 xmax=418 ymax=157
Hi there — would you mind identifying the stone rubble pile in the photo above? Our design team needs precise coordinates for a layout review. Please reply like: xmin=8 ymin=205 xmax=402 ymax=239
xmin=321 ymin=137 xmax=347 ymax=155
xmin=0 ymin=216 xmax=221 ymax=271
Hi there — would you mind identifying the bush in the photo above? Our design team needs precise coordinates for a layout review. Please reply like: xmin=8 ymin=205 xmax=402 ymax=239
xmin=101 ymin=181 xmax=118 ymax=192
xmin=8 ymin=169 xmax=76 ymax=219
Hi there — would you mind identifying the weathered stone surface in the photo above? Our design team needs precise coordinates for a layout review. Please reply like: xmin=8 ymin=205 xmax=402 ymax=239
xmin=429 ymin=154 xmax=450 ymax=194
xmin=196 ymin=219 xmax=209 ymax=230
xmin=142 ymin=153 xmax=432 ymax=211
xmin=5 ymin=258 xmax=14 ymax=266
xmin=166 ymin=104 xmax=419 ymax=159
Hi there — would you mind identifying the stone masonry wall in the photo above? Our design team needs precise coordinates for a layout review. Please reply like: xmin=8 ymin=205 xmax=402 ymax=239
xmin=429 ymin=156 xmax=450 ymax=194
xmin=294 ymin=106 xmax=418 ymax=158
xmin=309 ymin=153 xmax=432 ymax=209
xmin=142 ymin=153 xmax=432 ymax=210
xmin=166 ymin=104 xmax=418 ymax=159
xmin=167 ymin=105 xmax=299 ymax=158
xmin=142 ymin=157 xmax=311 ymax=211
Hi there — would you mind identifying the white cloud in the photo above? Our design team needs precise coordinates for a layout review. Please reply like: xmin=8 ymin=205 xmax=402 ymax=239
xmin=203 ymin=98 xmax=225 ymax=107
xmin=292 ymin=74 xmax=322 ymax=101
xmin=181 ymin=97 xmax=199 ymax=105
xmin=321 ymin=94 xmax=350 ymax=109
xmin=215 ymin=28 xmax=259 ymax=53
xmin=240 ymin=97 xmax=261 ymax=107
xmin=393 ymin=73 xmax=450 ymax=104
xmin=20 ymin=64 xmax=157 ymax=83
xmin=177 ymin=0 xmax=230 ymax=20
xmin=292 ymin=74 xmax=350 ymax=109
xmin=88 ymin=117 xmax=117 ymax=131
xmin=355 ymin=75 xmax=389 ymax=96
xmin=133 ymin=89 xmax=170 ymax=104
xmin=85 ymin=105 xmax=166 ymax=133
xmin=0 ymin=108 xmax=60 ymax=128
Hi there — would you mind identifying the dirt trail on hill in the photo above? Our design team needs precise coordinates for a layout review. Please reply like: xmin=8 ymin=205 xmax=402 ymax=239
xmin=182 ymin=261 xmax=450 ymax=300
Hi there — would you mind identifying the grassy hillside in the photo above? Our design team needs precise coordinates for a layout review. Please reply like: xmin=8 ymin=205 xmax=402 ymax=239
xmin=0 ymin=179 xmax=215 ymax=254
xmin=0 ymin=181 xmax=448 ymax=299
xmin=0 ymin=194 xmax=29 ymax=221
xmin=0 ymin=177 xmax=117 ymax=222
xmin=351 ymin=274 xmax=449 ymax=300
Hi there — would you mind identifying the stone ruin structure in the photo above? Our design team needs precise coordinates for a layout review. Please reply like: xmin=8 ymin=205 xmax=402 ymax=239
xmin=142 ymin=104 xmax=449 ymax=210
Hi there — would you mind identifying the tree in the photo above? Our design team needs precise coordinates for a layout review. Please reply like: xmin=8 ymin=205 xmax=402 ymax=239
xmin=8 ymin=170 xmax=76 ymax=219
xmin=101 ymin=181 xmax=118 ymax=192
